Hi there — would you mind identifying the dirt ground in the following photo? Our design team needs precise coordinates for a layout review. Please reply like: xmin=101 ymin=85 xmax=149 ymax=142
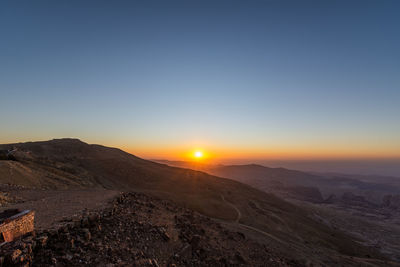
xmin=0 ymin=188 xmax=120 ymax=229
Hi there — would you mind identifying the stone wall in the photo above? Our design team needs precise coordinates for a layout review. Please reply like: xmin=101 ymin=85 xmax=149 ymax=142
xmin=0 ymin=211 xmax=35 ymax=242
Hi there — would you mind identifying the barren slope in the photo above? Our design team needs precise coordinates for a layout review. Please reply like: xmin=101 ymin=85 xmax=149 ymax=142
xmin=0 ymin=139 xmax=388 ymax=264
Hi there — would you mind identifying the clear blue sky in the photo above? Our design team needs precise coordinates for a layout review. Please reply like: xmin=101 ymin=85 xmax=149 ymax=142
xmin=1 ymin=0 xmax=399 ymax=161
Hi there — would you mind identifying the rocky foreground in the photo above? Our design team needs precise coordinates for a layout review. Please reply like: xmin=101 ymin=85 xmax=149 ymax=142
xmin=0 ymin=192 xmax=299 ymax=266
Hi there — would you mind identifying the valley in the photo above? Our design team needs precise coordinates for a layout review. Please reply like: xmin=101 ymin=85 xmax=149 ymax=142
xmin=156 ymin=160 xmax=400 ymax=262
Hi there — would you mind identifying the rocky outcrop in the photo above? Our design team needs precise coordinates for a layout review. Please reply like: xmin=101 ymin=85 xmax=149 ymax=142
xmin=0 ymin=235 xmax=35 ymax=266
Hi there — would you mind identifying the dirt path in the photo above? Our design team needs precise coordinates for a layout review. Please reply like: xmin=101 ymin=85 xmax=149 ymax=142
xmin=220 ymin=194 xmax=288 ymax=246
xmin=238 ymin=222 xmax=288 ymax=245
xmin=252 ymin=200 xmax=289 ymax=227
xmin=220 ymin=194 xmax=241 ymax=223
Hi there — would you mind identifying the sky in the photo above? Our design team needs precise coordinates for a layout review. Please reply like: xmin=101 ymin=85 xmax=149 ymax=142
xmin=1 ymin=1 xmax=400 ymax=167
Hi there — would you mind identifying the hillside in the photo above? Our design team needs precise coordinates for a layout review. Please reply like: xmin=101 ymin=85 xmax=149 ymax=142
xmin=0 ymin=139 xmax=390 ymax=265
xmin=1 ymin=192 xmax=302 ymax=266
xmin=157 ymin=160 xmax=400 ymax=204
xmin=156 ymin=160 xmax=400 ymax=261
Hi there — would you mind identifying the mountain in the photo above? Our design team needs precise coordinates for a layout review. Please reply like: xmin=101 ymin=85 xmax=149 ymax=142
xmin=0 ymin=139 xmax=389 ymax=265
xmin=156 ymin=160 xmax=400 ymax=204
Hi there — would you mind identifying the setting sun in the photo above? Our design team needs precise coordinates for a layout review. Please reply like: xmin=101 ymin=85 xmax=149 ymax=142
xmin=194 ymin=151 xmax=203 ymax=158
xmin=184 ymin=149 xmax=210 ymax=161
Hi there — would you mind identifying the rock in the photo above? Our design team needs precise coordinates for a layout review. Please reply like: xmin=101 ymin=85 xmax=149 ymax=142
xmin=8 ymin=249 xmax=22 ymax=263
xmin=151 ymin=259 xmax=159 ymax=267
xmin=88 ymin=213 xmax=100 ymax=224
xmin=162 ymin=232 xmax=170 ymax=241
xmin=69 ymin=238 xmax=75 ymax=249
xmin=81 ymin=217 xmax=90 ymax=227
xmin=36 ymin=235 xmax=48 ymax=248
xmin=157 ymin=227 xmax=170 ymax=241
xmin=26 ymin=243 xmax=33 ymax=254
xmin=82 ymin=228 xmax=91 ymax=241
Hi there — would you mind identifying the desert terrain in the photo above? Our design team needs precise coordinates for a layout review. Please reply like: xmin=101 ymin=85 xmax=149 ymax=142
xmin=0 ymin=139 xmax=397 ymax=266
xmin=157 ymin=160 xmax=400 ymax=262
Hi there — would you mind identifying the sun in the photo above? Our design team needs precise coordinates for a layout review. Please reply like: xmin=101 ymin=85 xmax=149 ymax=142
xmin=187 ymin=149 xmax=209 ymax=161
xmin=194 ymin=151 xmax=203 ymax=158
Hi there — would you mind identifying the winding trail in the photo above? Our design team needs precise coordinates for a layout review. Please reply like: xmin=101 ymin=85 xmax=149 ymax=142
xmin=251 ymin=199 xmax=288 ymax=228
xmin=237 ymin=222 xmax=287 ymax=245
xmin=220 ymin=194 xmax=288 ymax=246
xmin=221 ymin=194 xmax=241 ymax=223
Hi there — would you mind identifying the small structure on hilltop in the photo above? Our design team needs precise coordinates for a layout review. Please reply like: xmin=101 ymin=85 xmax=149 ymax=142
xmin=0 ymin=209 xmax=35 ymax=245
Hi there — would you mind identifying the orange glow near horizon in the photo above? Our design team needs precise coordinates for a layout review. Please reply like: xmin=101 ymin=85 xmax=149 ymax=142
xmin=81 ymin=137 xmax=400 ymax=162
xmin=121 ymin=144 xmax=400 ymax=162
xmin=187 ymin=149 xmax=210 ymax=161
xmin=1 ymin=136 xmax=399 ymax=162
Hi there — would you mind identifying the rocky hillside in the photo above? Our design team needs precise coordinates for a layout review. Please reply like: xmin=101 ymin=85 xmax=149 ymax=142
xmin=1 ymin=192 xmax=299 ymax=266
xmin=156 ymin=160 xmax=400 ymax=204
xmin=0 ymin=139 xmax=390 ymax=265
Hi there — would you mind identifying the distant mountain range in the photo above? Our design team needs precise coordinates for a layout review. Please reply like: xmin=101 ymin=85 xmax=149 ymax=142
xmin=155 ymin=160 xmax=400 ymax=205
